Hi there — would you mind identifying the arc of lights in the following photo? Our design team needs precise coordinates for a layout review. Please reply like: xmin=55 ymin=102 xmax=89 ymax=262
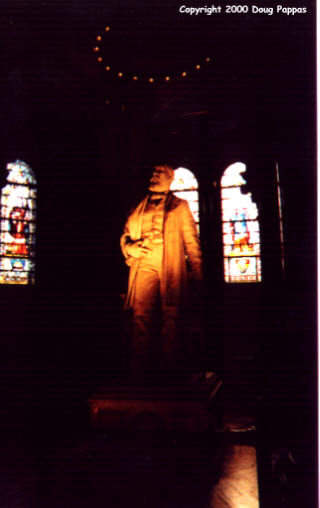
xmin=93 ymin=26 xmax=212 ymax=83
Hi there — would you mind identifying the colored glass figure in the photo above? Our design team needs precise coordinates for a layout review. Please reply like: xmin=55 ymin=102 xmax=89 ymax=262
xmin=0 ymin=160 xmax=37 ymax=285
xmin=170 ymin=167 xmax=200 ymax=233
xmin=221 ymin=162 xmax=262 ymax=283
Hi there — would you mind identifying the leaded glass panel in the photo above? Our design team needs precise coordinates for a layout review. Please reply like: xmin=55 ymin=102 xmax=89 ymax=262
xmin=171 ymin=167 xmax=200 ymax=232
xmin=221 ymin=162 xmax=262 ymax=283
xmin=0 ymin=160 xmax=37 ymax=285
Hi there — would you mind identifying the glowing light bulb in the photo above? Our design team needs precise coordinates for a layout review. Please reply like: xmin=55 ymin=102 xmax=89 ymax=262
xmin=97 ymin=57 xmax=102 ymax=62
xmin=182 ymin=72 xmax=187 ymax=77
xmin=118 ymin=72 xmax=123 ymax=77
xmin=96 ymin=36 xmax=102 ymax=41
xmin=105 ymin=66 xmax=111 ymax=71
xmin=206 ymin=57 xmax=211 ymax=62
xmin=133 ymin=76 xmax=139 ymax=81
xmin=94 ymin=46 xmax=100 ymax=52
xmin=196 ymin=64 xmax=201 ymax=69
xmin=105 ymin=26 xmax=110 ymax=31
xmin=149 ymin=77 xmax=154 ymax=83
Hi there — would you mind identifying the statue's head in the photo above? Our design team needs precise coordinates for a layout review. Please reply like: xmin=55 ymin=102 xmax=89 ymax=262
xmin=148 ymin=164 xmax=175 ymax=192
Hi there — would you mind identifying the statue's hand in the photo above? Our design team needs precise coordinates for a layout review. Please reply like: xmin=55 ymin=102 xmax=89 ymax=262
xmin=126 ymin=241 xmax=149 ymax=259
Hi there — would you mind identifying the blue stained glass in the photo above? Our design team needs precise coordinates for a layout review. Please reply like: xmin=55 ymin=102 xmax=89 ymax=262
xmin=221 ymin=162 xmax=262 ymax=283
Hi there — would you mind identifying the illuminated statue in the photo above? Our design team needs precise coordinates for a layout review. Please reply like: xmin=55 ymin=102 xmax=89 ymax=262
xmin=121 ymin=164 xmax=203 ymax=376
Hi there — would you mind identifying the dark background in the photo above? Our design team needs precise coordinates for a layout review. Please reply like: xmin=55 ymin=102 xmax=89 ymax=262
xmin=0 ymin=0 xmax=317 ymax=505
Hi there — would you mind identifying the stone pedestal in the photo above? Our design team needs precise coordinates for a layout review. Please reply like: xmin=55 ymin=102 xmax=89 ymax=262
xmin=89 ymin=372 xmax=222 ymax=432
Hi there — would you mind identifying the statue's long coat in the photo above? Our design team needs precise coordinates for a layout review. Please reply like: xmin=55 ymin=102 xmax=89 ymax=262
xmin=120 ymin=193 xmax=202 ymax=309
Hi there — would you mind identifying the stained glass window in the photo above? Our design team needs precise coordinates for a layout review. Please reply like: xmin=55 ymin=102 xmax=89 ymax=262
xmin=0 ymin=160 xmax=37 ymax=285
xmin=221 ymin=162 xmax=262 ymax=283
xmin=171 ymin=167 xmax=200 ymax=232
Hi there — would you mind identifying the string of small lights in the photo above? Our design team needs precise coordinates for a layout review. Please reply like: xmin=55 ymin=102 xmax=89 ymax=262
xmin=93 ymin=26 xmax=212 ymax=84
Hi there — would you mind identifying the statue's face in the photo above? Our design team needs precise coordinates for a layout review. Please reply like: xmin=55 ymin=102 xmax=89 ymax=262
xmin=148 ymin=165 xmax=174 ymax=192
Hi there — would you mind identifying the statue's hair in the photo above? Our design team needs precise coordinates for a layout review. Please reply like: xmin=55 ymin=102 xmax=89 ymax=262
xmin=161 ymin=164 xmax=175 ymax=181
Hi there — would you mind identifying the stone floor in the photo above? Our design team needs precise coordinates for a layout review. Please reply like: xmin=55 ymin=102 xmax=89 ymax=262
xmin=0 ymin=366 xmax=316 ymax=508
xmin=0 ymin=377 xmax=260 ymax=508
xmin=3 ymin=428 xmax=257 ymax=508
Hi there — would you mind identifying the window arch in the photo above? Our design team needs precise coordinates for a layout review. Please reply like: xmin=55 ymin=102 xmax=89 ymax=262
xmin=0 ymin=160 xmax=37 ymax=285
xmin=221 ymin=162 xmax=262 ymax=283
xmin=170 ymin=167 xmax=200 ymax=232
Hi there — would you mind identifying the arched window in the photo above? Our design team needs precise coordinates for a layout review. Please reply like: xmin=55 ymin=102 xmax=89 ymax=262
xmin=0 ymin=160 xmax=37 ymax=285
xmin=171 ymin=167 xmax=200 ymax=232
xmin=221 ymin=162 xmax=262 ymax=283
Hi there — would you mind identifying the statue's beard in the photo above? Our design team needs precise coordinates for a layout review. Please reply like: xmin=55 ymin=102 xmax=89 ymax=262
xmin=149 ymin=182 xmax=162 ymax=192
xmin=149 ymin=178 xmax=170 ymax=192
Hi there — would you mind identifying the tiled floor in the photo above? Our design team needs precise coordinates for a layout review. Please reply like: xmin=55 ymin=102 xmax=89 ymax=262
xmin=0 ymin=376 xmax=260 ymax=508
xmin=29 ymin=428 xmax=258 ymax=508
xmin=1 ymin=367 xmax=315 ymax=508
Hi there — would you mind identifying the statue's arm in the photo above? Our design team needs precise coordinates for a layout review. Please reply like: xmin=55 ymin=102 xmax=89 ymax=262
xmin=120 ymin=221 xmax=132 ymax=259
xmin=120 ymin=219 xmax=148 ymax=262
xmin=180 ymin=200 xmax=203 ymax=280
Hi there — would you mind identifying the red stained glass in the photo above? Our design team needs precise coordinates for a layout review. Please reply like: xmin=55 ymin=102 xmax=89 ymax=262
xmin=0 ymin=161 xmax=37 ymax=285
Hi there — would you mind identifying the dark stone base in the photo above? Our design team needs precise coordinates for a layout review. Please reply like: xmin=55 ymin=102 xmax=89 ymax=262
xmin=89 ymin=372 xmax=222 ymax=432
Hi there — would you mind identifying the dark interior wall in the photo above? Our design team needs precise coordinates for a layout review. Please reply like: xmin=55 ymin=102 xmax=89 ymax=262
xmin=0 ymin=1 xmax=316 ymax=453
xmin=0 ymin=100 xmax=316 ymax=412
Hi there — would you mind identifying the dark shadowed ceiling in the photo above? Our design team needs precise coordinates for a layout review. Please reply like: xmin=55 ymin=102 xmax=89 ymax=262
xmin=0 ymin=0 xmax=315 ymax=141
